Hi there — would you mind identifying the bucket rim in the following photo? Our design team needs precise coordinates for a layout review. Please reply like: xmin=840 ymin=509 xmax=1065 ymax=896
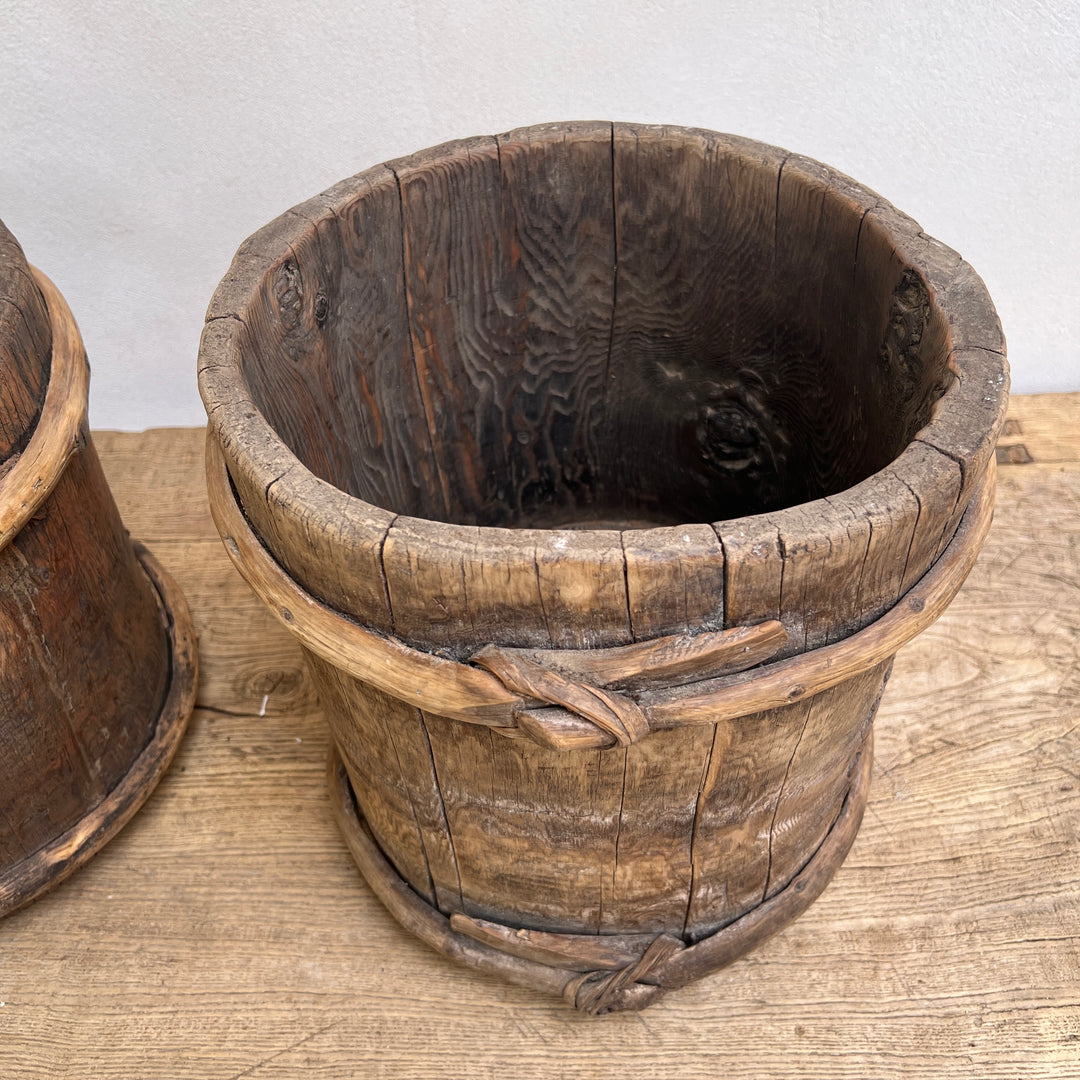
xmin=198 ymin=122 xmax=1007 ymax=556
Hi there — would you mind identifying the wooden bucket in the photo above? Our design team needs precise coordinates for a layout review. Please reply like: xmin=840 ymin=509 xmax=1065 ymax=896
xmin=0 ymin=222 xmax=198 ymax=916
xmin=199 ymin=123 xmax=1007 ymax=1012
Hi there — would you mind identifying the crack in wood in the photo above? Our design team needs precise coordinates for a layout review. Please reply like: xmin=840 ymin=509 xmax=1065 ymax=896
xmin=419 ymin=710 xmax=465 ymax=913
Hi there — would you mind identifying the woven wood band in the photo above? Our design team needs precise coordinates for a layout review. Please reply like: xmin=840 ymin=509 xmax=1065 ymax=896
xmin=207 ymin=432 xmax=995 ymax=752
xmin=0 ymin=268 xmax=90 ymax=554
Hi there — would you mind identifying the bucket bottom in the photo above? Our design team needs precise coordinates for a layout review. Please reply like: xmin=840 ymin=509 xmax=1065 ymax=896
xmin=329 ymin=730 xmax=872 ymax=1013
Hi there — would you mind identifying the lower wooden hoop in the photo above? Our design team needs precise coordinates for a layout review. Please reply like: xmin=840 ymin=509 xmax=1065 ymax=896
xmin=329 ymin=729 xmax=873 ymax=1013
xmin=0 ymin=542 xmax=198 ymax=917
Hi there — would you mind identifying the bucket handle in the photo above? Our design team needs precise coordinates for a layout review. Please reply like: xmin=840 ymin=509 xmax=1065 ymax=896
xmin=207 ymin=433 xmax=995 ymax=751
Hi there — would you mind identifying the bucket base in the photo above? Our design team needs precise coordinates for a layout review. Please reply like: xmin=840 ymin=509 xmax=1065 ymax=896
xmin=329 ymin=730 xmax=873 ymax=1013
xmin=0 ymin=543 xmax=198 ymax=917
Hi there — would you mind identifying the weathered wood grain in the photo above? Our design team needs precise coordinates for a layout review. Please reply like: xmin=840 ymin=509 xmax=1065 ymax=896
xmin=379 ymin=517 xmax=635 ymax=655
xmin=682 ymin=697 xmax=808 ymax=935
xmin=606 ymin=125 xmax=785 ymax=521
xmin=999 ymin=391 xmax=1080 ymax=463
xmin=491 ymin=122 xmax=616 ymax=526
xmin=762 ymin=661 xmax=889 ymax=899
xmin=307 ymin=655 xmax=440 ymax=908
xmin=621 ymin=523 xmax=726 ymax=639
xmin=773 ymin=153 xmax=871 ymax=503
xmin=0 ymin=440 xmax=170 ymax=864
xmin=3 ymin=414 xmax=1077 ymax=1075
xmin=293 ymin=170 xmax=441 ymax=517
xmin=200 ymin=318 xmax=397 ymax=635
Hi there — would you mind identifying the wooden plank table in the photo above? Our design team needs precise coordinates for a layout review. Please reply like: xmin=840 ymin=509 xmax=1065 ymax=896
xmin=3 ymin=394 xmax=1079 ymax=1078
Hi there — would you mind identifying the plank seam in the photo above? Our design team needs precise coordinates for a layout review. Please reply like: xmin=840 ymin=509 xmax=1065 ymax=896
xmin=383 ymin=711 xmax=438 ymax=905
xmin=681 ymin=720 xmax=722 ymax=939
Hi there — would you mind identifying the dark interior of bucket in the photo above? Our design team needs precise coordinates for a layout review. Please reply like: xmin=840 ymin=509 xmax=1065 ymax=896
xmin=239 ymin=129 xmax=954 ymax=529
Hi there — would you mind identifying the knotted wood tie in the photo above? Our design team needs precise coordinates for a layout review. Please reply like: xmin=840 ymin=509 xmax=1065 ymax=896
xmin=470 ymin=617 xmax=793 ymax=747
xmin=450 ymin=909 xmax=684 ymax=1012
xmin=471 ymin=647 xmax=651 ymax=746
xmin=562 ymin=934 xmax=683 ymax=1014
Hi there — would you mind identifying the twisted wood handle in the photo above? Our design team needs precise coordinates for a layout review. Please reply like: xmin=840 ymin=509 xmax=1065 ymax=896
xmin=207 ymin=432 xmax=995 ymax=752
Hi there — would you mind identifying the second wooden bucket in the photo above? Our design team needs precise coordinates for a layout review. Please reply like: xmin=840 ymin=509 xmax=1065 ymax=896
xmin=0 ymin=221 xmax=198 ymax=916
xmin=199 ymin=123 xmax=1007 ymax=1012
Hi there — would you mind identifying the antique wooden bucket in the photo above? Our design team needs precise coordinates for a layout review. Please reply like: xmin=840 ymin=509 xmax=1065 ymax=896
xmin=0 ymin=221 xmax=198 ymax=916
xmin=199 ymin=123 xmax=1007 ymax=1012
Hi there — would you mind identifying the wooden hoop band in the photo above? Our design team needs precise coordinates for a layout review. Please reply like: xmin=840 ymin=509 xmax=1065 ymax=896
xmin=0 ymin=267 xmax=91 ymax=554
xmin=207 ymin=430 xmax=994 ymax=751
xmin=330 ymin=729 xmax=873 ymax=1012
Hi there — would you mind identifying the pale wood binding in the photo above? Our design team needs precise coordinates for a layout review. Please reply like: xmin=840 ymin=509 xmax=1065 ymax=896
xmin=207 ymin=431 xmax=994 ymax=751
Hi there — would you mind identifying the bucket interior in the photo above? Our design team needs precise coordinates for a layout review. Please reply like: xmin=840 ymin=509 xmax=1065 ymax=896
xmin=238 ymin=130 xmax=953 ymax=529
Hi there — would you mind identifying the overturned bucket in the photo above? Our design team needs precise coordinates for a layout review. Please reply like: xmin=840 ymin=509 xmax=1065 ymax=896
xmin=0 ymin=221 xmax=198 ymax=915
xmin=199 ymin=123 xmax=1007 ymax=1012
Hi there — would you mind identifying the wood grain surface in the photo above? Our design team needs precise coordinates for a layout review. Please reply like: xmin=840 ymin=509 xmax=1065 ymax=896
xmin=2 ymin=399 xmax=1078 ymax=1076
xmin=0 ymin=220 xmax=50 ymax=464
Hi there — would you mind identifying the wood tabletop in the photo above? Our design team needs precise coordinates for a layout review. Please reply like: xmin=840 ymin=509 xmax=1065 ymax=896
xmin=3 ymin=394 xmax=1079 ymax=1078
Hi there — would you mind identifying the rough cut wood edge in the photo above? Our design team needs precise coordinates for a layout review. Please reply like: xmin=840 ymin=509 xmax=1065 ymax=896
xmin=0 ymin=267 xmax=90 ymax=553
xmin=329 ymin=734 xmax=871 ymax=1013
xmin=197 ymin=123 xmax=1007 ymax=635
xmin=0 ymin=542 xmax=198 ymax=918
xmin=207 ymin=429 xmax=994 ymax=747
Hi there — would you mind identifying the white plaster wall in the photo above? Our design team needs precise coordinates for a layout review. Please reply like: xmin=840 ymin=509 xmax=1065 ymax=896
xmin=1 ymin=0 xmax=1077 ymax=429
